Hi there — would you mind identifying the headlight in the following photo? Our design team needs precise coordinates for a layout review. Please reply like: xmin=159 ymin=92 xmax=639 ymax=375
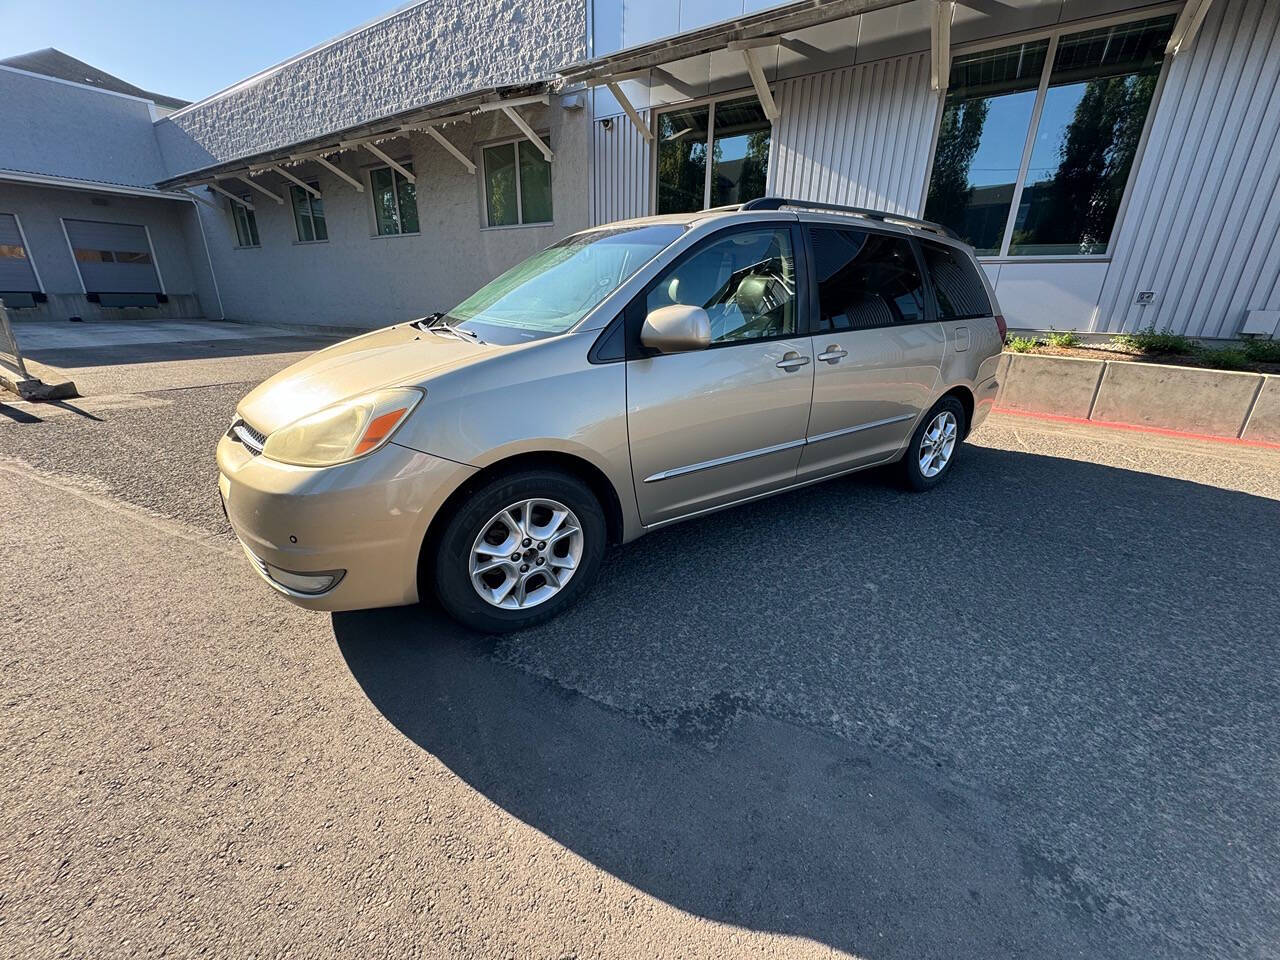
xmin=262 ymin=387 xmax=423 ymax=467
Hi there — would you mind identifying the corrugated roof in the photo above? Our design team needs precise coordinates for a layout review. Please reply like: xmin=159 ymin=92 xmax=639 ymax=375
xmin=0 ymin=48 xmax=189 ymax=109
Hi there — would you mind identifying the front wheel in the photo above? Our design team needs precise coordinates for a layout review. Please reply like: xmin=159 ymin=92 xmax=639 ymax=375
xmin=433 ymin=469 xmax=607 ymax=633
xmin=900 ymin=396 xmax=966 ymax=492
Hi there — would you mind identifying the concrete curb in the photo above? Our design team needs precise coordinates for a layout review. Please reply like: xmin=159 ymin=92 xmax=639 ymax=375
xmin=994 ymin=353 xmax=1105 ymax=419
xmin=1241 ymin=375 xmax=1280 ymax=445
xmin=995 ymin=352 xmax=1279 ymax=443
xmin=0 ymin=369 xmax=79 ymax=402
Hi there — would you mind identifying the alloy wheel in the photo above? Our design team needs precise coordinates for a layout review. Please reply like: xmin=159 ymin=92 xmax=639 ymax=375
xmin=469 ymin=498 xmax=584 ymax=609
xmin=918 ymin=410 xmax=958 ymax=478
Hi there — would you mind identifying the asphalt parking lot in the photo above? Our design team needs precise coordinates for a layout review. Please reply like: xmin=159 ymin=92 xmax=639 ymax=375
xmin=1 ymin=333 xmax=1278 ymax=959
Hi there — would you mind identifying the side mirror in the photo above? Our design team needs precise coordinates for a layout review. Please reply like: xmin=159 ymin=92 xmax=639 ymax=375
xmin=641 ymin=304 xmax=711 ymax=353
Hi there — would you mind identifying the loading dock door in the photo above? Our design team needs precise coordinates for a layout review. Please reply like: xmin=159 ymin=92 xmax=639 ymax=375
xmin=0 ymin=213 xmax=40 ymax=293
xmin=64 ymin=219 xmax=161 ymax=294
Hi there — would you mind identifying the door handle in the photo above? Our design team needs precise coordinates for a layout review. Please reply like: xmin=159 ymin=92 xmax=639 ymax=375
xmin=817 ymin=346 xmax=848 ymax=364
xmin=776 ymin=352 xmax=811 ymax=371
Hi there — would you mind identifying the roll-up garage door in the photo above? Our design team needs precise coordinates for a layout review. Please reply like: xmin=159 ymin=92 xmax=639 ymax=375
xmin=64 ymin=219 xmax=162 ymax=294
xmin=0 ymin=214 xmax=40 ymax=293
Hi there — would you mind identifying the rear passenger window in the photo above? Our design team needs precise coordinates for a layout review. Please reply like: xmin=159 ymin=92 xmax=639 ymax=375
xmin=809 ymin=228 xmax=925 ymax=331
xmin=920 ymin=242 xmax=992 ymax=320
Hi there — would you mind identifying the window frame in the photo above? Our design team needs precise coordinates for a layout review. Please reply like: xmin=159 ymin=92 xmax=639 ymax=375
xmin=623 ymin=220 xmax=809 ymax=359
xmin=920 ymin=4 xmax=1178 ymax=264
xmin=650 ymin=88 xmax=777 ymax=215
xmin=479 ymin=134 xmax=554 ymax=230
xmin=366 ymin=161 xmax=419 ymax=238
xmin=228 ymin=195 xmax=259 ymax=249
xmin=289 ymin=181 xmax=327 ymax=244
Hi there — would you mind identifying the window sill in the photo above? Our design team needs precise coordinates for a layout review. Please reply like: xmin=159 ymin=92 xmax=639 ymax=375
xmin=978 ymin=255 xmax=1111 ymax=265
xmin=233 ymin=244 xmax=261 ymax=250
xmin=370 ymin=231 xmax=421 ymax=239
xmin=292 ymin=239 xmax=329 ymax=246
xmin=480 ymin=221 xmax=554 ymax=232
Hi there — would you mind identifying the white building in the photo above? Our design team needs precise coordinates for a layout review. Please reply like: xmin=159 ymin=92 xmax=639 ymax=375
xmin=3 ymin=0 xmax=1277 ymax=341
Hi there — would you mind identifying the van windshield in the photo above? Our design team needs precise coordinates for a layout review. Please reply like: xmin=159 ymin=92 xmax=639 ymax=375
xmin=445 ymin=224 xmax=685 ymax=344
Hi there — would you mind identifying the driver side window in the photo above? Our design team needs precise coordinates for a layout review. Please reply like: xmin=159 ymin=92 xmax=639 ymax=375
xmin=646 ymin=227 xmax=796 ymax=344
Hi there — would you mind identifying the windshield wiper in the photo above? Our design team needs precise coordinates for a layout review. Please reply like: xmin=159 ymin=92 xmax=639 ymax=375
xmin=409 ymin=312 xmax=485 ymax=344
xmin=435 ymin=322 xmax=484 ymax=344
xmin=408 ymin=312 xmax=443 ymax=331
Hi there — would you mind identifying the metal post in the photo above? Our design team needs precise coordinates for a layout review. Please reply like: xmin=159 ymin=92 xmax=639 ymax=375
xmin=0 ymin=299 xmax=31 ymax=381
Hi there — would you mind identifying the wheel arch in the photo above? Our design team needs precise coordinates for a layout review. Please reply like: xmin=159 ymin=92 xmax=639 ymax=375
xmin=939 ymin=384 xmax=975 ymax=438
xmin=417 ymin=450 xmax=627 ymax=593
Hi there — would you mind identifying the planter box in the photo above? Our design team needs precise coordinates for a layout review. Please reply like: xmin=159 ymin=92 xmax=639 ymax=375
xmin=995 ymin=353 xmax=1277 ymax=443
xmin=995 ymin=353 xmax=1105 ymax=419
xmin=1091 ymin=361 xmax=1261 ymax=437
xmin=1242 ymin=375 xmax=1280 ymax=444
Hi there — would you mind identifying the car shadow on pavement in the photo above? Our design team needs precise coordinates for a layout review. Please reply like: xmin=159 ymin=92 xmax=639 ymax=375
xmin=334 ymin=444 xmax=1280 ymax=959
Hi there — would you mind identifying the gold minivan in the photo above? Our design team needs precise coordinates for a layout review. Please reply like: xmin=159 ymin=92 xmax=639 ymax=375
xmin=218 ymin=199 xmax=1004 ymax=632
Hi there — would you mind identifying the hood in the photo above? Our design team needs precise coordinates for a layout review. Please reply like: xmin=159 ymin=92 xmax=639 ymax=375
xmin=237 ymin=324 xmax=498 ymax=433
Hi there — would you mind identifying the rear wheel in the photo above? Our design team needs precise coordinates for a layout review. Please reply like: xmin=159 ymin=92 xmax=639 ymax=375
xmin=900 ymin=396 xmax=966 ymax=492
xmin=433 ymin=469 xmax=606 ymax=633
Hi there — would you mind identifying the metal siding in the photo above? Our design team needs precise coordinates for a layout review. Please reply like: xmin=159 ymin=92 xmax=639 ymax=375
xmin=0 ymin=213 xmax=39 ymax=291
xmin=768 ymin=52 xmax=938 ymax=215
xmin=590 ymin=112 xmax=652 ymax=225
xmin=1096 ymin=0 xmax=1280 ymax=337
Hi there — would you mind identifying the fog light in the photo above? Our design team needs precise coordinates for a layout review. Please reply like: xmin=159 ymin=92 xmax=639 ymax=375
xmin=264 ymin=563 xmax=344 ymax=595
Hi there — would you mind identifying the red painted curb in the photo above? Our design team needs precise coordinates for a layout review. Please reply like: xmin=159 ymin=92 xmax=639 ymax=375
xmin=991 ymin=406 xmax=1280 ymax=452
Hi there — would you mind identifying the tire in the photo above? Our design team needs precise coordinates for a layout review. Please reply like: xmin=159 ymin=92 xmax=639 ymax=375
xmin=900 ymin=396 xmax=967 ymax=492
xmin=432 ymin=469 xmax=607 ymax=633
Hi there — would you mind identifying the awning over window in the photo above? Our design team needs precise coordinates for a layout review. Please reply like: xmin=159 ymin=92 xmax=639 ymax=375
xmin=557 ymin=0 xmax=914 ymax=86
xmin=156 ymin=84 xmax=558 ymax=205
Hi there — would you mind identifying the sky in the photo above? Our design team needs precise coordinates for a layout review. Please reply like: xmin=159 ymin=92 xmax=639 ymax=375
xmin=0 ymin=0 xmax=409 ymax=103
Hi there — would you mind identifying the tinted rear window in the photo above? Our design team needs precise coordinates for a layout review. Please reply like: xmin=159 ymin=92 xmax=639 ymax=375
xmin=919 ymin=242 xmax=992 ymax=320
xmin=809 ymin=227 xmax=926 ymax=331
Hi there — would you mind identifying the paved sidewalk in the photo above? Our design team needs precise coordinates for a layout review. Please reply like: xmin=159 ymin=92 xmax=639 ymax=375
xmin=10 ymin=318 xmax=340 ymax=395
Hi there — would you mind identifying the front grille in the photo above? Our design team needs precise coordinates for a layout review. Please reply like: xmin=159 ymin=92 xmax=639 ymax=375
xmin=227 ymin=417 xmax=266 ymax=455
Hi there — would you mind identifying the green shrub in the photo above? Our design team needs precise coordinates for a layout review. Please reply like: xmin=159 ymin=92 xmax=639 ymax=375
xmin=1111 ymin=324 xmax=1195 ymax=355
xmin=1046 ymin=329 xmax=1080 ymax=348
xmin=1241 ymin=339 xmax=1280 ymax=364
xmin=1005 ymin=335 xmax=1040 ymax=353
xmin=1198 ymin=347 xmax=1251 ymax=371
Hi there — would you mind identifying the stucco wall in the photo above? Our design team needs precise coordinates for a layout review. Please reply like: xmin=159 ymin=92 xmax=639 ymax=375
xmin=193 ymin=102 xmax=589 ymax=328
xmin=0 ymin=68 xmax=168 ymax=187
xmin=154 ymin=0 xmax=586 ymax=178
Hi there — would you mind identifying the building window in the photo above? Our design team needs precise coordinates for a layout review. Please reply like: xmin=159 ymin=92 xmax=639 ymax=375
xmin=230 ymin=197 xmax=259 ymax=247
xmin=924 ymin=14 xmax=1174 ymax=258
xmin=655 ymin=94 xmax=771 ymax=215
xmin=290 ymin=183 xmax=327 ymax=242
xmin=370 ymin=164 xmax=419 ymax=235
xmin=482 ymin=138 xmax=553 ymax=227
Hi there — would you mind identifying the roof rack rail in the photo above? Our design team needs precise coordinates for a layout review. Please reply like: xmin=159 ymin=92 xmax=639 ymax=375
xmin=740 ymin=197 xmax=960 ymax=241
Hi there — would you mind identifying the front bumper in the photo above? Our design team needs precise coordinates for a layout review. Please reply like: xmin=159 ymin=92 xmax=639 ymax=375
xmin=217 ymin=434 xmax=475 ymax=611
